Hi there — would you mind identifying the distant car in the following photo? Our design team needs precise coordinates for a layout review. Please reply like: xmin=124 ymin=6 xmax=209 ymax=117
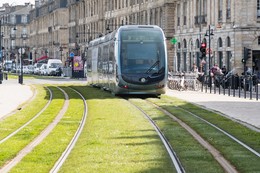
xmin=27 ymin=65 xmax=34 ymax=74
xmin=23 ymin=66 xmax=30 ymax=74
xmin=46 ymin=59 xmax=62 ymax=76
xmin=39 ymin=64 xmax=48 ymax=75
xmin=33 ymin=63 xmax=44 ymax=75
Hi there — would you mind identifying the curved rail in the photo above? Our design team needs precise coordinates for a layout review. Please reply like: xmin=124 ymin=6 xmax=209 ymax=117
xmin=148 ymin=100 xmax=238 ymax=173
xmin=127 ymin=99 xmax=185 ymax=173
xmin=175 ymin=105 xmax=260 ymax=158
xmin=0 ymin=86 xmax=69 ymax=173
xmin=50 ymin=87 xmax=88 ymax=173
xmin=0 ymin=86 xmax=52 ymax=144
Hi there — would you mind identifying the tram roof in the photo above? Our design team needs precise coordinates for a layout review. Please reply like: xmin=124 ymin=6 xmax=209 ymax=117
xmin=88 ymin=25 xmax=162 ymax=47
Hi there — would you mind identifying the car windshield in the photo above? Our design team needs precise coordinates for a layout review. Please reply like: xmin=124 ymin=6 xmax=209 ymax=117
xmin=50 ymin=63 xmax=62 ymax=68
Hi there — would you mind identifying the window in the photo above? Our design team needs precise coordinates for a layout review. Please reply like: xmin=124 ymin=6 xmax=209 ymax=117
xmin=183 ymin=2 xmax=187 ymax=25
xmin=226 ymin=0 xmax=231 ymax=19
xmin=226 ymin=37 xmax=231 ymax=47
xmin=257 ymin=0 xmax=260 ymax=18
xmin=218 ymin=37 xmax=223 ymax=47
xmin=218 ymin=0 xmax=223 ymax=20
xmin=21 ymin=15 xmax=27 ymax=23
xmin=177 ymin=4 xmax=180 ymax=26
xmin=10 ymin=15 xmax=16 ymax=24
xmin=183 ymin=39 xmax=187 ymax=49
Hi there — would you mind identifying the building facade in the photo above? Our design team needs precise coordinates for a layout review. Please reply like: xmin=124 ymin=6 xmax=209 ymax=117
xmin=3 ymin=0 xmax=259 ymax=75
xmin=68 ymin=0 xmax=176 ymax=69
xmin=0 ymin=3 xmax=32 ymax=67
xmin=29 ymin=0 xmax=69 ymax=64
xmin=174 ymin=0 xmax=260 ymax=75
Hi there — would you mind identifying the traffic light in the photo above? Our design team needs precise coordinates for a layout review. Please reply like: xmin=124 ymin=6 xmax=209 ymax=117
xmin=241 ymin=58 xmax=246 ymax=64
xmin=244 ymin=47 xmax=251 ymax=62
xmin=200 ymin=42 xmax=207 ymax=58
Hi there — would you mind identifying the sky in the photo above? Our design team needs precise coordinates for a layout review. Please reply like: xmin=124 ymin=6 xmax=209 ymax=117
xmin=0 ymin=0 xmax=35 ymax=7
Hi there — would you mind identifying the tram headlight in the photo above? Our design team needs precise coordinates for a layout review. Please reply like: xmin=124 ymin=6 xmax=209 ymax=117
xmin=140 ymin=77 xmax=146 ymax=83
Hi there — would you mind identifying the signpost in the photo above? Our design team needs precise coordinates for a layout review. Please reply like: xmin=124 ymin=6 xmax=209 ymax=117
xmin=70 ymin=52 xmax=84 ymax=78
xmin=170 ymin=37 xmax=178 ymax=71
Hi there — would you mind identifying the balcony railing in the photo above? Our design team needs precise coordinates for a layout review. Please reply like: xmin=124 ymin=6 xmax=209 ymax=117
xmin=10 ymin=34 xmax=16 ymax=40
xmin=194 ymin=15 xmax=207 ymax=25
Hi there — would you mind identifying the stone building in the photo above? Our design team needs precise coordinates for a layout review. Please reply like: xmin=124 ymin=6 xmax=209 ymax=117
xmin=29 ymin=0 xmax=69 ymax=64
xmin=0 ymin=3 xmax=32 ymax=66
xmin=68 ymin=0 xmax=176 ymax=70
xmin=174 ymin=0 xmax=260 ymax=75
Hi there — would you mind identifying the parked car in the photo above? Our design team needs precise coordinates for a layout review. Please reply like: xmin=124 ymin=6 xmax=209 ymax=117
xmin=33 ymin=63 xmax=44 ymax=75
xmin=47 ymin=59 xmax=62 ymax=76
xmin=39 ymin=64 xmax=48 ymax=75
xmin=23 ymin=66 xmax=30 ymax=74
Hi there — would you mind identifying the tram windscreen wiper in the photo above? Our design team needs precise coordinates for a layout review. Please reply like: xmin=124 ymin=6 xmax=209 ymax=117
xmin=146 ymin=60 xmax=160 ymax=74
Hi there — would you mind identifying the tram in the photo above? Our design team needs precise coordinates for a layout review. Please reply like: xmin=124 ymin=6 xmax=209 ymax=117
xmin=86 ymin=25 xmax=168 ymax=95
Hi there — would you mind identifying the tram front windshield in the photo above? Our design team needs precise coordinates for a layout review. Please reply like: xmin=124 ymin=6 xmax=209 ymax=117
xmin=120 ymin=28 xmax=165 ymax=75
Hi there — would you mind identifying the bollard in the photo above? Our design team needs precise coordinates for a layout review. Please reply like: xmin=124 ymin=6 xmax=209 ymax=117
xmin=4 ymin=72 xmax=8 ymax=80
xmin=18 ymin=75 xmax=23 ymax=84
xmin=0 ymin=70 xmax=3 ymax=84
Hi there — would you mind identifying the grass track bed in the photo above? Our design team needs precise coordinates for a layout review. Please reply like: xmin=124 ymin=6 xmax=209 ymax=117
xmin=0 ymin=86 xmax=64 ymax=167
xmin=59 ymin=86 xmax=175 ymax=173
xmin=10 ymin=86 xmax=85 ymax=173
xmin=0 ymin=85 xmax=49 ymax=140
xmin=149 ymin=96 xmax=260 ymax=172
xmin=130 ymin=99 xmax=225 ymax=173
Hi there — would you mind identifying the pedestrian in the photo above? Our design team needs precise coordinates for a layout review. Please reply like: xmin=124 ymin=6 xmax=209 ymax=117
xmin=221 ymin=66 xmax=227 ymax=75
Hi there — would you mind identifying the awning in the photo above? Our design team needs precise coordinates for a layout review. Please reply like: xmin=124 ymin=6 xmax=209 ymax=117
xmin=36 ymin=55 xmax=48 ymax=62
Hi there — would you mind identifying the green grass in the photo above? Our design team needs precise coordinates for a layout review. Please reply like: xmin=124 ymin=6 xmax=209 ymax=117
xmin=149 ymin=95 xmax=260 ymax=172
xmin=58 ymin=86 xmax=176 ymax=173
xmin=0 ymin=86 xmax=64 ymax=167
xmin=11 ymin=86 xmax=85 ymax=173
xmin=0 ymin=85 xmax=49 ymax=140
xmin=130 ymin=99 xmax=225 ymax=173
xmin=6 ymin=73 xmax=65 ymax=80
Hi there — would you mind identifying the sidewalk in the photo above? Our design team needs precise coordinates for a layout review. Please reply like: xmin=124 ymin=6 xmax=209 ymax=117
xmin=166 ymin=89 xmax=260 ymax=130
xmin=0 ymin=79 xmax=33 ymax=119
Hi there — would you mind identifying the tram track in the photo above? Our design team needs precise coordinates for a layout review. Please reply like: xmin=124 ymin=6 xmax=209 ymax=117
xmin=157 ymin=97 xmax=260 ymax=157
xmin=145 ymin=99 xmax=238 ymax=173
xmin=124 ymin=96 xmax=260 ymax=173
xmin=145 ymin=96 xmax=259 ymax=172
xmin=127 ymin=99 xmax=185 ymax=173
xmin=50 ymin=87 xmax=88 ymax=173
xmin=0 ymin=86 xmax=52 ymax=144
xmin=0 ymin=86 xmax=69 ymax=172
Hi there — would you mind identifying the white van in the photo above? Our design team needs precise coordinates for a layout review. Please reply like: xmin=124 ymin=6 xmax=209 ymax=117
xmin=46 ymin=59 xmax=62 ymax=76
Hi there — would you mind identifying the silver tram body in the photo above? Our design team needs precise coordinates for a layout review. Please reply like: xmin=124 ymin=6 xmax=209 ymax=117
xmin=86 ymin=25 xmax=168 ymax=95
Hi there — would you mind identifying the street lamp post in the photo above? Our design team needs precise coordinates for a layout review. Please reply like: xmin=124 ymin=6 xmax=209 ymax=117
xmin=18 ymin=47 xmax=25 ymax=84
xmin=205 ymin=25 xmax=214 ymax=93
xmin=59 ymin=46 xmax=63 ymax=61
xmin=0 ymin=19 xmax=3 ymax=84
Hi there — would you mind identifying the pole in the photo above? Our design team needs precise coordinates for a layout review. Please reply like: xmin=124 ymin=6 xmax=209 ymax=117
xmin=208 ymin=25 xmax=212 ymax=93
xmin=0 ymin=19 xmax=3 ymax=84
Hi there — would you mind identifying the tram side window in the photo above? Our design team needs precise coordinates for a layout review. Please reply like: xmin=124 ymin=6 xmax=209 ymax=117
xmin=109 ymin=42 xmax=115 ymax=73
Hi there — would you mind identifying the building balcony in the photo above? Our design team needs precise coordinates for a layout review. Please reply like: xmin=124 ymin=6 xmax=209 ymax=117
xmin=10 ymin=34 xmax=16 ymax=40
xmin=21 ymin=34 xmax=28 ymax=39
xmin=194 ymin=15 xmax=207 ymax=25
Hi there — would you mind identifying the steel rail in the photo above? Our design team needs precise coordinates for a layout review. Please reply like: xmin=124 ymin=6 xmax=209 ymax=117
xmin=175 ymin=105 xmax=260 ymax=158
xmin=127 ymin=99 xmax=185 ymax=173
xmin=50 ymin=87 xmax=88 ymax=173
xmin=0 ymin=86 xmax=68 ymax=173
xmin=0 ymin=86 xmax=52 ymax=144
xmin=148 ymin=100 xmax=238 ymax=173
